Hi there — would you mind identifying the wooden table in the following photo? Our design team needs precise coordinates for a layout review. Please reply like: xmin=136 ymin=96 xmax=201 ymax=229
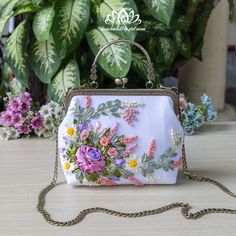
xmin=0 ymin=122 xmax=236 ymax=236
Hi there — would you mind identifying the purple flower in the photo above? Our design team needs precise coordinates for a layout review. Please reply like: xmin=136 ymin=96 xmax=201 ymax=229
xmin=115 ymin=158 xmax=125 ymax=168
xmin=11 ymin=112 xmax=23 ymax=127
xmin=31 ymin=116 xmax=43 ymax=129
xmin=77 ymin=123 xmax=88 ymax=131
xmin=76 ymin=145 xmax=105 ymax=173
xmin=0 ymin=110 xmax=13 ymax=127
xmin=21 ymin=101 xmax=30 ymax=114
xmin=18 ymin=124 xmax=31 ymax=134
xmin=9 ymin=98 xmax=22 ymax=112
xmin=20 ymin=92 xmax=31 ymax=103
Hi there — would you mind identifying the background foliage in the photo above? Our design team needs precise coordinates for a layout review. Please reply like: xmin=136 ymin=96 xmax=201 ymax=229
xmin=0 ymin=0 xmax=235 ymax=104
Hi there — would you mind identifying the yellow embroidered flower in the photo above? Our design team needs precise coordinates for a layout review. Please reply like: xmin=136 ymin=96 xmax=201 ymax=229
xmin=67 ymin=127 xmax=75 ymax=136
xmin=65 ymin=162 xmax=71 ymax=170
xmin=63 ymin=161 xmax=76 ymax=172
xmin=128 ymin=159 xmax=138 ymax=167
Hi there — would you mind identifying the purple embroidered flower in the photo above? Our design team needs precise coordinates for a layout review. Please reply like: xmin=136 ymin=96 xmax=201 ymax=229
xmin=11 ymin=112 xmax=23 ymax=127
xmin=0 ymin=110 xmax=13 ymax=126
xmin=9 ymin=98 xmax=22 ymax=112
xmin=115 ymin=158 xmax=125 ymax=168
xmin=31 ymin=115 xmax=43 ymax=129
xmin=18 ymin=124 xmax=31 ymax=134
xmin=76 ymin=145 xmax=105 ymax=173
xmin=77 ymin=123 xmax=88 ymax=131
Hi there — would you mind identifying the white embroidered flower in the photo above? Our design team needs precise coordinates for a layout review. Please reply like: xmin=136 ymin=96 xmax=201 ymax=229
xmin=124 ymin=154 xmax=142 ymax=173
xmin=64 ymin=123 xmax=77 ymax=137
xmin=63 ymin=161 xmax=76 ymax=173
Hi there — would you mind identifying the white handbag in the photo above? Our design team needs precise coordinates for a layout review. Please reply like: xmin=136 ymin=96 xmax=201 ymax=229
xmin=37 ymin=40 xmax=236 ymax=226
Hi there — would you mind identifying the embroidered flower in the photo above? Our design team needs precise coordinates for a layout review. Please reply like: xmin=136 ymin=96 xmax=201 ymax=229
xmin=115 ymin=158 xmax=125 ymax=168
xmin=67 ymin=127 xmax=75 ymax=136
xmin=64 ymin=161 xmax=76 ymax=172
xmin=125 ymin=154 xmax=141 ymax=173
xmin=80 ymin=130 xmax=89 ymax=140
xmin=107 ymin=147 xmax=118 ymax=158
xmin=147 ymin=139 xmax=156 ymax=158
xmin=85 ymin=96 xmax=91 ymax=108
xmin=123 ymin=108 xmax=139 ymax=126
xmin=76 ymin=145 xmax=106 ymax=173
xmin=100 ymin=136 xmax=110 ymax=146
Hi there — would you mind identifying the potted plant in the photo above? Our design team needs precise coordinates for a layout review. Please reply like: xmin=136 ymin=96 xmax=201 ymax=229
xmin=0 ymin=0 xmax=235 ymax=105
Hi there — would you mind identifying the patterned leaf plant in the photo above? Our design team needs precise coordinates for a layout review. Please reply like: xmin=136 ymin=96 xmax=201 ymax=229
xmin=0 ymin=0 xmax=232 ymax=104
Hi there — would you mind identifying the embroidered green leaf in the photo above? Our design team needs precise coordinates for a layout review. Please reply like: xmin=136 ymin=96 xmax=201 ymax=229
xmin=86 ymin=27 xmax=132 ymax=79
xmin=4 ymin=20 xmax=29 ymax=87
xmin=13 ymin=3 xmax=36 ymax=16
xmin=29 ymin=35 xmax=61 ymax=84
xmin=52 ymin=0 xmax=90 ymax=58
xmin=96 ymin=0 xmax=138 ymax=40
xmin=33 ymin=6 xmax=55 ymax=41
xmin=157 ymin=36 xmax=175 ymax=65
xmin=143 ymin=0 xmax=176 ymax=25
xmin=0 ymin=0 xmax=19 ymax=38
xmin=48 ymin=60 xmax=80 ymax=103
xmin=173 ymin=30 xmax=191 ymax=58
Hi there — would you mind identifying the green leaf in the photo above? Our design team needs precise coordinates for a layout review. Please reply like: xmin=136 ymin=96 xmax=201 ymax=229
xmin=96 ymin=0 xmax=138 ymax=40
xmin=177 ymin=15 xmax=190 ymax=31
xmin=157 ymin=36 xmax=175 ymax=65
xmin=13 ymin=3 xmax=36 ymax=16
xmin=0 ymin=0 xmax=19 ymax=38
xmin=173 ymin=30 xmax=191 ymax=58
xmin=29 ymin=34 xmax=61 ymax=84
xmin=52 ymin=0 xmax=90 ymax=58
xmin=31 ymin=0 xmax=44 ymax=7
xmin=4 ymin=20 xmax=29 ymax=87
xmin=143 ymin=0 xmax=176 ymax=25
xmin=131 ymin=52 xmax=147 ymax=79
xmin=86 ymin=27 xmax=132 ymax=79
xmin=48 ymin=60 xmax=80 ymax=103
xmin=33 ymin=6 xmax=55 ymax=41
xmin=9 ymin=77 xmax=26 ymax=96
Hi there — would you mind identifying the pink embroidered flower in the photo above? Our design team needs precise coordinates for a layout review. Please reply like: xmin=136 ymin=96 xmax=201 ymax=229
xmin=121 ymin=135 xmax=137 ymax=144
xmin=122 ymin=144 xmax=137 ymax=157
xmin=107 ymin=147 xmax=118 ymax=158
xmin=107 ymin=123 xmax=119 ymax=140
xmin=98 ymin=178 xmax=116 ymax=186
xmin=171 ymin=159 xmax=182 ymax=168
xmin=95 ymin=121 xmax=101 ymax=130
xmin=85 ymin=96 xmax=91 ymax=108
xmin=100 ymin=136 xmax=110 ymax=146
xmin=31 ymin=115 xmax=43 ymax=129
xmin=80 ymin=130 xmax=89 ymax=140
xmin=123 ymin=108 xmax=139 ymax=125
xmin=76 ymin=145 xmax=105 ymax=173
xmin=18 ymin=124 xmax=31 ymax=134
xmin=147 ymin=139 xmax=156 ymax=158
xmin=128 ymin=176 xmax=144 ymax=187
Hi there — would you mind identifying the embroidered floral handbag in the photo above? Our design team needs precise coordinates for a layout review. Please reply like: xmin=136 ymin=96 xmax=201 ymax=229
xmin=37 ymin=40 xmax=236 ymax=226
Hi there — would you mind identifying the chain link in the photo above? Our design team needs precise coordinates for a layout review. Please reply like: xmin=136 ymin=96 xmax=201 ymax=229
xmin=37 ymin=103 xmax=236 ymax=226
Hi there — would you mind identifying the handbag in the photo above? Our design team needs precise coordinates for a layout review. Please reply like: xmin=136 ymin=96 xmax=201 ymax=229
xmin=37 ymin=40 xmax=236 ymax=226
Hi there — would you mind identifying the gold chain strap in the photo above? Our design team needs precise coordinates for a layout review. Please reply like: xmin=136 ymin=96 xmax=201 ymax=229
xmin=37 ymin=137 xmax=236 ymax=226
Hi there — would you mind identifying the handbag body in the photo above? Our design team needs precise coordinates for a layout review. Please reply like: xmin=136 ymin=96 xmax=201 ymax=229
xmin=37 ymin=40 xmax=236 ymax=226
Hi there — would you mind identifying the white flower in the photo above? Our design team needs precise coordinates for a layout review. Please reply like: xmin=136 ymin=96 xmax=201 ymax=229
xmin=64 ymin=123 xmax=76 ymax=137
xmin=63 ymin=161 xmax=76 ymax=173
xmin=0 ymin=127 xmax=20 ymax=140
xmin=124 ymin=154 xmax=142 ymax=173
xmin=0 ymin=127 xmax=9 ymax=140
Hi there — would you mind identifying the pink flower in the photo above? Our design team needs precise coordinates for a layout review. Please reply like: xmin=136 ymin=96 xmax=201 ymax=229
xmin=122 ymin=144 xmax=137 ymax=157
xmin=31 ymin=116 xmax=43 ymax=129
xmin=20 ymin=92 xmax=31 ymax=104
xmin=76 ymin=145 xmax=105 ymax=173
xmin=80 ymin=130 xmax=89 ymax=140
xmin=128 ymin=176 xmax=144 ymax=187
xmin=18 ymin=124 xmax=31 ymax=134
xmin=147 ymin=139 xmax=156 ymax=158
xmin=95 ymin=121 xmax=101 ymax=130
xmin=98 ymin=178 xmax=116 ymax=186
xmin=179 ymin=97 xmax=187 ymax=110
xmin=85 ymin=96 xmax=91 ymax=108
xmin=107 ymin=123 xmax=119 ymax=140
xmin=121 ymin=135 xmax=137 ymax=144
xmin=123 ymin=108 xmax=139 ymax=126
xmin=9 ymin=98 xmax=22 ymax=112
xmin=21 ymin=101 xmax=30 ymax=114
xmin=12 ymin=112 xmax=23 ymax=127
xmin=100 ymin=136 xmax=110 ymax=146
xmin=107 ymin=147 xmax=118 ymax=158
xmin=0 ymin=110 xmax=13 ymax=127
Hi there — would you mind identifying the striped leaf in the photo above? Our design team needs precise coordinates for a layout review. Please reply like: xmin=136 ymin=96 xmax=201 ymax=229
xmin=9 ymin=77 xmax=26 ymax=96
xmin=48 ymin=60 xmax=80 ymax=103
xmin=13 ymin=3 xmax=36 ymax=16
xmin=29 ymin=35 xmax=61 ymax=84
xmin=86 ymin=28 xmax=131 ymax=79
xmin=157 ymin=36 xmax=175 ymax=65
xmin=0 ymin=0 xmax=19 ymax=38
xmin=96 ymin=0 xmax=138 ymax=40
xmin=4 ymin=20 xmax=29 ymax=87
xmin=143 ymin=0 xmax=175 ymax=25
xmin=52 ymin=0 xmax=90 ymax=58
xmin=173 ymin=30 xmax=191 ymax=58
xmin=33 ymin=6 xmax=55 ymax=41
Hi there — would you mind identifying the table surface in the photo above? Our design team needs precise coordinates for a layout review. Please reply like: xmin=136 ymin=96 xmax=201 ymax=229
xmin=0 ymin=122 xmax=236 ymax=236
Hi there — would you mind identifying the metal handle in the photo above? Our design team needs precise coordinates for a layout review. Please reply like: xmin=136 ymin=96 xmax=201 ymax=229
xmin=89 ymin=39 xmax=154 ymax=88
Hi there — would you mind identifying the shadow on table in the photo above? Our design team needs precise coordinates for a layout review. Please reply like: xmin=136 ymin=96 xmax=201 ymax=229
xmin=197 ymin=123 xmax=233 ymax=133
